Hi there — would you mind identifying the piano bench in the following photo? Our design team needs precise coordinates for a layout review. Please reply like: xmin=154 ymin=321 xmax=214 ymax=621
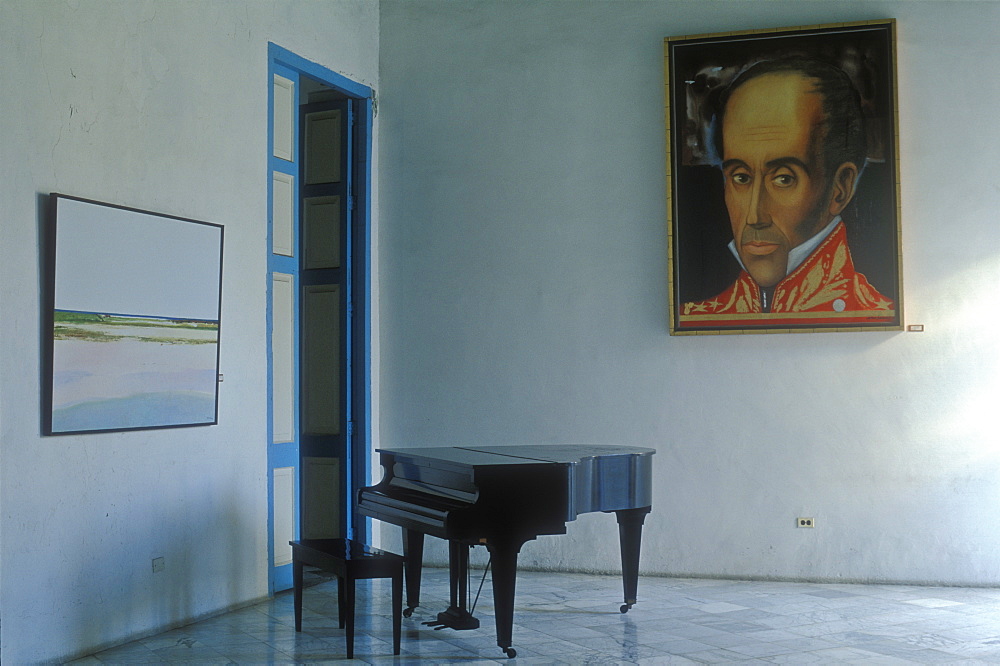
xmin=290 ymin=538 xmax=404 ymax=659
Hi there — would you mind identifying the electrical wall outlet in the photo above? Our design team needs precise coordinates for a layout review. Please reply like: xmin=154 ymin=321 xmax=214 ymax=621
xmin=152 ymin=557 xmax=165 ymax=573
xmin=797 ymin=517 xmax=815 ymax=528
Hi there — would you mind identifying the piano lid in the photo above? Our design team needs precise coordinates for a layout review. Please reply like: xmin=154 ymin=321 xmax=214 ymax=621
xmin=376 ymin=444 xmax=655 ymax=465
xmin=376 ymin=445 xmax=655 ymax=516
xmin=375 ymin=446 xmax=562 ymax=474
xmin=457 ymin=445 xmax=655 ymax=463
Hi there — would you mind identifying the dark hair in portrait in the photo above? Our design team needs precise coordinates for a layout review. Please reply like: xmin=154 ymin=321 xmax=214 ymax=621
xmin=713 ymin=57 xmax=868 ymax=178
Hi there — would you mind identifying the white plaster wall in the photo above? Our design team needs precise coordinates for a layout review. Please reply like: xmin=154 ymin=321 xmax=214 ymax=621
xmin=0 ymin=1 xmax=378 ymax=662
xmin=377 ymin=0 xmax=1000 ymax=586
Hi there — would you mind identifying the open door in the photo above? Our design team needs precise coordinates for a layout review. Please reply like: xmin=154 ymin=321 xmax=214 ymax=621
xmin=267 ymin=44 xmax=373 ymax=594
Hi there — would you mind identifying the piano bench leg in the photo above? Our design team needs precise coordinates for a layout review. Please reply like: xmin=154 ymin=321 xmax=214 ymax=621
xmin=344 ymin=577 xmax=356 ymax=659
xmin=293 ymin=559 xmax=304 ymax=632
xmin=290 ymin=538 xmax=405 ymax=659
xmin=392 ymin=566 xmax=403 ymax=655
xmin=337 ymin=577 xmax=346 ymax=628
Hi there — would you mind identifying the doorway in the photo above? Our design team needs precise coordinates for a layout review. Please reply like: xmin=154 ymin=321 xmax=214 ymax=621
xmin=266 ymin=44 xmax=373 ymax=593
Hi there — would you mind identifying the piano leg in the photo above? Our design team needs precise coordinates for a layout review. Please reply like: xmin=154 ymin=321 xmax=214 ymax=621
xmin=486 ymin=536 xmax=525 ymax=659
xmin=429 ymin=540 xmax=480 ymax=630
xmin=402 ymin=528 xmax=423 ymax=617
xmin=615 ymin=506 xmax=651 ymax=613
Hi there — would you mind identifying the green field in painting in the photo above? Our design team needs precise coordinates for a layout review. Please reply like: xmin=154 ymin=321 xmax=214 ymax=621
xmin=53 ymin=311 xmax=218 ymax=344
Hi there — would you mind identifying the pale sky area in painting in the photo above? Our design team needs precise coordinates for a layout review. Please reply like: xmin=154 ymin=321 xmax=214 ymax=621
xmin=53 ymin=197 xmax=223 ymax=321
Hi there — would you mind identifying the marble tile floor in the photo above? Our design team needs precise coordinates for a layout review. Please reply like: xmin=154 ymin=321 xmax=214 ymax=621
xmin=72 ymin=566 xmax=1000 ymax=664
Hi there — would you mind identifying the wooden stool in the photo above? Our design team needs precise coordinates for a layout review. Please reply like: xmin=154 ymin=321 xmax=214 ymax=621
xmin=290 ymin=538 xmax=404 ymax=659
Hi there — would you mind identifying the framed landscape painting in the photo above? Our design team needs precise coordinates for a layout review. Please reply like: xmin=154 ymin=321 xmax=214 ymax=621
xmin=44 ymin=194 xmax=224 ymax=434
xmin=664 ymin=20 xmax=902 ymax=334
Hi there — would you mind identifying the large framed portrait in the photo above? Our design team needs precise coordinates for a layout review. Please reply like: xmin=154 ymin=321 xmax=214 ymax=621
xmin=43 ymin=194 xmax=224 ymax=435
xmin=664 ymin=20 xmax=902 ymax=335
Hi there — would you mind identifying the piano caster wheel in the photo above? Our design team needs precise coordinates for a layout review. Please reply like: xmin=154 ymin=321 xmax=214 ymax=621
xmin=403 ymin=607 xmax=415 ymax=618
xmin=620 ymin=603 xmax=632 ymax=614
xmin=503 ymin=647 xmax=516 ymax=658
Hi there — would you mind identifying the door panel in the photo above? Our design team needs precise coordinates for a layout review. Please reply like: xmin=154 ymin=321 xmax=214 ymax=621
xmin=271 ymin=273 xmax=296 ymax=443
xmin=303 ymin=196 xmax=341 ymax=270
xmin=272 ymin=74 xmax=295 ymax=161
xmin=302 ymin=284 xmax=341 ymax=435
xmin=305 ymin=109 xmax=343 ymax=185
xmin=271 ymin=172 xmax=295 ymax=257
xmin=272 ymin=466 xmax=296 ymax=567
xmin=303 ymin=456 xmax=341 ymax=539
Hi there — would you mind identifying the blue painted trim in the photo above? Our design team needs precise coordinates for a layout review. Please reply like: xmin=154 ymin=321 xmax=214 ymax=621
xmin=266 ymin=56 xmax=303 ymax=596
xmin=267 ymin=40 xmax=374 ymax=570
xmin=354 ymin=97 xmax=375 ymax=543
xmin=265 ymin=54 xmax=277 ymax=597
xmin=343 ymin=101 xmax=356 ymax=541
xmin=271 ymin=161 xmax=296 ymax=177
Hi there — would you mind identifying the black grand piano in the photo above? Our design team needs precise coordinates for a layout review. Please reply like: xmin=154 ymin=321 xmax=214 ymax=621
xmin=357 ymin=445 xmax=655 ymax=658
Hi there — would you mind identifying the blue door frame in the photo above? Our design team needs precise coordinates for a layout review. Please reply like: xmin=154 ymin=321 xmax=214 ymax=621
xmin=267 ymin=43 xmax=373 ymax=594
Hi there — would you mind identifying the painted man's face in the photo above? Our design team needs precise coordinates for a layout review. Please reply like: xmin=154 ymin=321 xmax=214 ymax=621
xmin=721 ymin=72 xmax=844 ymax=289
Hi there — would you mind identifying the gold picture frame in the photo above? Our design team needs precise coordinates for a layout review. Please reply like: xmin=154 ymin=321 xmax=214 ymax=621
xmin=664 ymin=20 xmax=902 ymax=335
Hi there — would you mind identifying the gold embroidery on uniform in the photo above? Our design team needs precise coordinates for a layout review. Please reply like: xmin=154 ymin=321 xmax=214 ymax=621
xmin=684 ymin=301 xmax=707 ymax=314
xmin=853 ymin=275 xmax=892 ymax=311
xmin=784 ymin=243 xmax=850 ymax=311
xmin=789 ymin=262 xmax=827 ymax=310
xmin=796 ymin=279 xmax=848 ymax=310
xmin=719 ymin=281 xmax=744 ymax=312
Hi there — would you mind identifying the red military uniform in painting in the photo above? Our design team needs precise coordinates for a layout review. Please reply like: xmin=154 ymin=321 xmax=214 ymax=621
xmin=681 ymin=222 xmax=893 ymax=326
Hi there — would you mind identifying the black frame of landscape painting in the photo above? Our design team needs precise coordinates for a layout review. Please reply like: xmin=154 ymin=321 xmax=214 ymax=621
xmin=664 ymin=20 xmax=902 ymax=335
xmin=43 ymin=194 xmax=224 ymax=435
